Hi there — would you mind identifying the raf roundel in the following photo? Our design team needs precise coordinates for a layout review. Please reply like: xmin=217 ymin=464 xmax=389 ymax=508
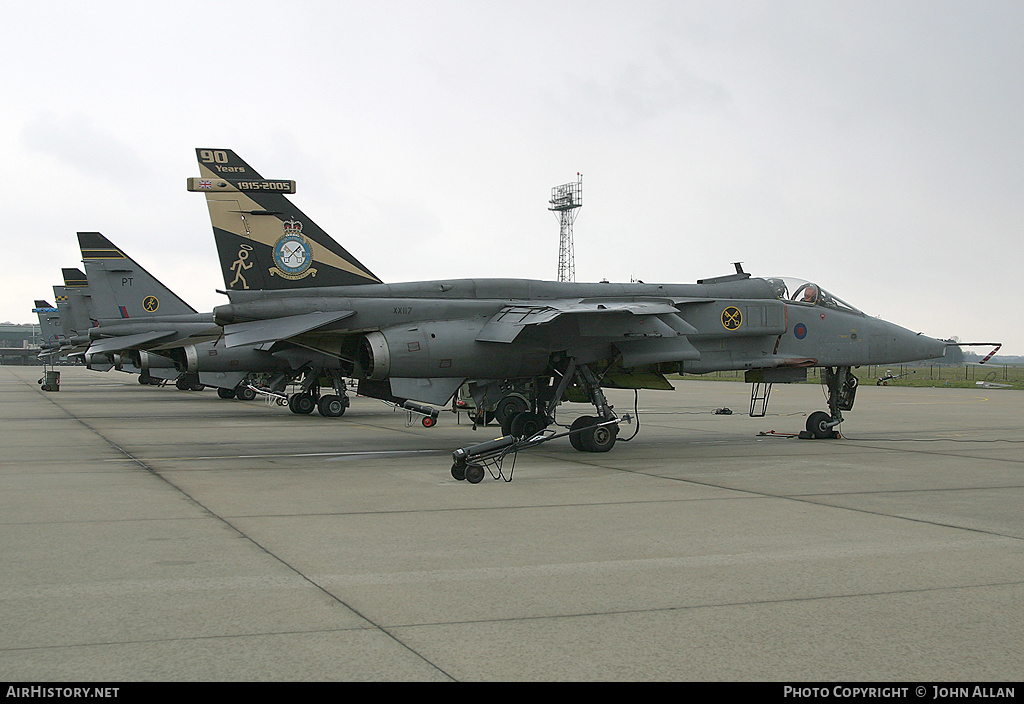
xmin=794 ymin=322 xmax=808 ymax=339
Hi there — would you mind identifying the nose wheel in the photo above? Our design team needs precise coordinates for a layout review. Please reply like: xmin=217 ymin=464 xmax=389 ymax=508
xmin=803 ymin=367 xmax=857 ymax=439
xmin=805 ymin=411 xmax=839 ymax=439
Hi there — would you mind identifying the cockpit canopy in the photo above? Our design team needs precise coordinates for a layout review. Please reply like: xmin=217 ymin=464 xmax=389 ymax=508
xmin=765 ymin=277 xmax=864 ymax=315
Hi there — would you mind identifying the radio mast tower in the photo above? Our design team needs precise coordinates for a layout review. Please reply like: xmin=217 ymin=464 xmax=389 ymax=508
xmin=549 ymin=174 xmax=582 ymax=282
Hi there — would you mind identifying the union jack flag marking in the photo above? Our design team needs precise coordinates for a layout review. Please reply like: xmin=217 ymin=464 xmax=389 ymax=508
xmin=198 ymin=180 xmax=212 ymax=189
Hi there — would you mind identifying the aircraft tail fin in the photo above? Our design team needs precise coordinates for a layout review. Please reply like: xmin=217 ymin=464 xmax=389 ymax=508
xmin=57 ymin=268 xmax=93 ymax=331
xmin=52 ymin=275 xmax=96 ymax=335
xmin=190 ymin=148 xmax=381 ymax=291
xmin=33 ymin=299 xmax=62 ymax=345
xmin=77 ymin=231 xmax=197 ymax=319
xmin=62 ymin=268 xmax=88 ymax=289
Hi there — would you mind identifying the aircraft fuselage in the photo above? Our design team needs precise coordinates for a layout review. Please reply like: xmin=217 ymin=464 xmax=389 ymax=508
xmin=212 ymin=276 xmax=948 ymax=384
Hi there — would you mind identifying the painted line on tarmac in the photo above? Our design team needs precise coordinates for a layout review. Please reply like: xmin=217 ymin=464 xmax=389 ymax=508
xmin=102 ymin=449 xmax=445 ymax=462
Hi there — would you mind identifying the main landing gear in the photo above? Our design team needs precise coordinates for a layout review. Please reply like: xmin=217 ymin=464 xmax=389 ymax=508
xmin=216 ymin=382 xmax=258 ymax=400
xmin=174 ymin=372 xmax=204 ymax=391
xmin=451 ymin=359 xmax=632 ymax=483
xmin=804 ymin=366 xmax=857 ymax=439
xmin=500 ymin=360 xmax=621 ymax=453
xmin=287 ymin=382 xmax=350 ymax=418
xmin=229 ymin=370 xmax=352 ymax=418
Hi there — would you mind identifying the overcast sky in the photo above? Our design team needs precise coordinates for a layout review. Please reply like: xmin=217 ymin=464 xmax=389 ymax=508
xmin=3 ymin=1 xmax=1021 ymax=355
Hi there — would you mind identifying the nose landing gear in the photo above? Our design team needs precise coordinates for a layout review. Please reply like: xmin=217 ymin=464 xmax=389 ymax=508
xmin=803 ymin=366 xmax=857 ymax=439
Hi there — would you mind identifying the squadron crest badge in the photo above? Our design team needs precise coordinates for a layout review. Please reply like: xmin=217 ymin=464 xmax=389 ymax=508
xmin=270 ymin=220 xmax=317 ymax=280
xmin=721 ymin=306 xmax=743 ymax=330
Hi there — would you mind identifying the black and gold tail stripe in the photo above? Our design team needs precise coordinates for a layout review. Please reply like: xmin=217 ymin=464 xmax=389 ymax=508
xmin=78 ymin=232 xmax=127 ymax=260
xmin=61 ymin=268 xmax=88 ymax=288
xmin=80 ymin=247 xmax=125 ymax=259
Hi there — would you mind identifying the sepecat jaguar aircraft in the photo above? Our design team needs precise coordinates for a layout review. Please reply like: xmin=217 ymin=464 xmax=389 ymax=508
xmin=188 ymin=148 xmax=983 ymax=474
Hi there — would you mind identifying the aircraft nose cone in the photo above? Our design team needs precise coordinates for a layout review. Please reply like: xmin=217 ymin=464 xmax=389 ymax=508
xmin=871 ymin=320 xmax=948 ymax=363
xmin=912 ymin=333 xmax=949 ymax=362
xmin=894 ymin=329 xmax=948 ymax=362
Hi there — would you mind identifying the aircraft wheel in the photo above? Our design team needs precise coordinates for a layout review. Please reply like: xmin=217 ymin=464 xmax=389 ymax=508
xmin=582 ymin=422 xmax=618 ymax=452
xmin=806 ymin=411 xmax=833 ymax=439
xmin=235 ymin=384 xmax=257 ymax=401
xmin=494 ymin=395 xmax=529 ymax=426
xmin=175 ymin=377 xmax=191 ymax=391
xmin=289 ymin=393 xmax=315 ymax=415
xmin=569 ymin=416 xmax=597 ymax=451
xmin=451 ymin=463 xmax=466 ymax=481
xmin=317 ymin=394 xmax=347 ymax=417
xmin=510 ymin=412 xmax=546 ymax=439
xmin=217 ymin=388 xmax=236 ymax=399
xmin=500 ymin=412 xmax=518 ymax=436
xmin=465 ymin=463 xmax=485 ymax=484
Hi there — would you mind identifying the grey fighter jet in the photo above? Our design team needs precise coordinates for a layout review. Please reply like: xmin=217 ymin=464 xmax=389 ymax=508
xmin=78 ymin=232 xmax=219 ymax=358
xmin=77 ymin=231 xmax=351 ymax=413
xmin=39 ymin=263 xmax=182 ymax=381
xmin=34 ymin=270 xmax=111 ymax=364
xmin=190 ymin=148 xmax=963 ymax=457
xmin=54 ymin=269 xmax=96 ymax=354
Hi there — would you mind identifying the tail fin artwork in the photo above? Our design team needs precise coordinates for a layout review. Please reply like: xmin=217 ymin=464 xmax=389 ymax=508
xmin=189 ymin=148 xmax=381 ymax=291
xmin=78 ymin=232 xmax=197 ymax=319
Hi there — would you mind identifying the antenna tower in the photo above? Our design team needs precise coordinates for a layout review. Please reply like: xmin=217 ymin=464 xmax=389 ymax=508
xmin=549 ymin=174 xmax=582 ymax=282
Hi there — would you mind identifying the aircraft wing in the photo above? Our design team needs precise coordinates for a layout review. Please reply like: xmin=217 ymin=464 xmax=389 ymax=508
xmin=476 ymin=298 xmax=705 ymax=343
xmin=475 ymin=306 xmax=563 ymax=342
xmin=86 ymin=330 xmax=179 ymax=354
xmin=222 ymin=310 xmax=356 ymax=348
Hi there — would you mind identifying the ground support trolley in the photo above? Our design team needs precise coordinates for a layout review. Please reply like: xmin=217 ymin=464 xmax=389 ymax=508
xmin=451 ymin=416 xmax=629 ymax=484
